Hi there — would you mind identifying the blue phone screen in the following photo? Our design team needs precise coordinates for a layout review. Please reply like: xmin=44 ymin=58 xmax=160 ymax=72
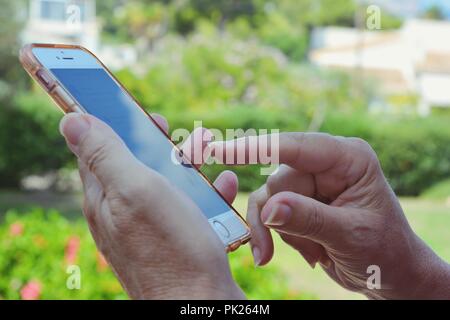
xmin=50 ymin=67 xmax=230 ymax=219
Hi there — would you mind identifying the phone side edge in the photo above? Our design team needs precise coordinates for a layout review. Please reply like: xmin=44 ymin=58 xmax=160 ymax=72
xmin=19 ymin=43 xmax=85 ymax=114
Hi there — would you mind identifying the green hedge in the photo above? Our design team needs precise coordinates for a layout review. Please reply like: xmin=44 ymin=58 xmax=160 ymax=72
xmin=2 ymin=91 xmax=450 ymax=196
xmin=202 ymin=111 xmax=450 ymax=196
xmin=0 ymin=92 xmax=72 ymax=188
xmin=0 ymin=208 xmax=310 ymax=299
xmin=200 ymin=111 xmax=450 ymax=197
xmin=321 ymin=112 xmax=450 ymax=196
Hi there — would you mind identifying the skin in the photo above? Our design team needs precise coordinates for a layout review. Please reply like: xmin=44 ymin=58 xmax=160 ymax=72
xmin=60 ymin=114 xmax=450 ymax=299
xmin=211 ymin=133 xmax=450 ymax=299
xmin=59 ymin=112 xmax=244 ymax=299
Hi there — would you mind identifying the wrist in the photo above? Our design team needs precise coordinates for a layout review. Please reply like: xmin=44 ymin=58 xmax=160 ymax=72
xmin=135 ymin=271 xmax=245 ymax=300
xmin=380 ymin=234 xmax=450 ymax=299
xmin=407 ymin=239 xmax=450 ymax=299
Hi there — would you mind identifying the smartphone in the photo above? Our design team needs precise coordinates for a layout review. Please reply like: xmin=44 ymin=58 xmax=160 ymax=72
xmin=19 ymin=43 xmax=250 ymax=252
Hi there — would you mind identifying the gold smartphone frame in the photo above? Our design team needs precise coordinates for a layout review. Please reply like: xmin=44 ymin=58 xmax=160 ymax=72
xmin=19 ymin=43 xmax=251 ymax=252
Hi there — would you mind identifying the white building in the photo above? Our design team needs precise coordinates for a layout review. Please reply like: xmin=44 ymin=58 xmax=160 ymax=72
xmin=21 ymin=0 xmax=99 ymax=51
xmin=309 ymin=19 xmax=450 ymax=115
xmin=20 ymin=0 xmax=137 ymax=70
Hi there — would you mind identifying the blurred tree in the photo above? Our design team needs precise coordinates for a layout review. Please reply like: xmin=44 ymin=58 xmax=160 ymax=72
xmin=115 ymin=1 xmax=169 ymax=54
xmin=188 ymin=0 xmax=257 ymax=31
xmin=0 ymin=0 xmax=27 ymax=101
xmin=421 ymin=5 xmax=446 ymax=20
xmin=101 ymin=0 xmax=402 ymax=61
xmin=97 ymin=0 xmax=124 ymax=16
xmin=251 ymin=0 xmax=355 ymax=60
xmin=96 ymin=0 xmax=127 ymax=42
xmin=264 ymin=0 xmax=355 ymax=28
xmin=0 ymin=0 xmax=72 ymax=188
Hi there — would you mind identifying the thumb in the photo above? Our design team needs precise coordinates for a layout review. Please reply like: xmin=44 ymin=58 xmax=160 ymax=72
xmin=260 ymin=191 xmax=347 ymax=243
xmin=59 ymin=113 xmax=142 ymax=189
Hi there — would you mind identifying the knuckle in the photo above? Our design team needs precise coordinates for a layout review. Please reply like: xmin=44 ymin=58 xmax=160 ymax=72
xmin=82 ymin=199 xmax=98 ymax=227
xmin=110 ymin=171 xmax=164 ymax=215
xmin=82 ymin=200 xmax=93 ymax=219
xmin=347 ymin=137 xmax=375 ymax=157
xmin=113 ymin=176 xmax=149 ymax=208
xmin=342 ymin=213 xmax=381 ymax=254
xmin=329 ymin=134 xmax=347 ymax=156
xmin=348 ymin=137 xmax=369 ymax=149
xmin=281 ymin=131 xmax=306 ymax=146
xmin=302 ymin=204 xmax=325 ymax=238
xmin=347 ymin=230 xmax=377 ymax=260
xmin=346 ymin=137 xmax=381 ymax=170
xmin=82 ymin=140 xmax=115 ymax=173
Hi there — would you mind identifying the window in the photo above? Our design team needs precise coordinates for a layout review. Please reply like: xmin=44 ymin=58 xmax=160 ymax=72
xmin=39 ymin=0 xmax=87 ymax=22
xmin=40 ymin=0 xmax=65 ymax=21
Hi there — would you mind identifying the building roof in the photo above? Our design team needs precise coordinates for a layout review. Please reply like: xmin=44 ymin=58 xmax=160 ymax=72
xmin=309 ymin=19 xmax=450 ymax=97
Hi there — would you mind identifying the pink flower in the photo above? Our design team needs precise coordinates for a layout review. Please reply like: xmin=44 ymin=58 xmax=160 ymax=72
xmin=9 ymin=222 xmax=24 ymax=237
xmin=64 ymin=236 xmax=81 ymax=264
xmin=20 ymin=281 xmax=41 ymax=300
xmin=96 ymin=251 xmax=109 ymax=271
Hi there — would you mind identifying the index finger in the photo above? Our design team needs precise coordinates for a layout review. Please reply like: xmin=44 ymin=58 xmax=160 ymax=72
xmin=210 ymin=132 xmax=345 ymax=174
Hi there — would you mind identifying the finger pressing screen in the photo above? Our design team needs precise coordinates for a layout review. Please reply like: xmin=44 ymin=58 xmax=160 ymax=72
xmin=210 ymin=132 xmax=346 ymax=174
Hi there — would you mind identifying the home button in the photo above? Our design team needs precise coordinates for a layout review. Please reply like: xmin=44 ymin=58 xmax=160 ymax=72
xmin=213 ymin=220 xmax=230 ymax=239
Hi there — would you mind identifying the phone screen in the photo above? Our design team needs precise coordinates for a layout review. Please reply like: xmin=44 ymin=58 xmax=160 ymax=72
xmin=32 ymin=47 xmax=248 ymax=245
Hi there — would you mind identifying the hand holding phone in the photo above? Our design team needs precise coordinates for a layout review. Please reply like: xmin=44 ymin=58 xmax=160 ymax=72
xmin=20 ymin=43 xmax=250 ymax=298
xmin=19 ymin=43 xmax=250 ymax=252
xmin=59 ymin=112 xmax=245 ymax=299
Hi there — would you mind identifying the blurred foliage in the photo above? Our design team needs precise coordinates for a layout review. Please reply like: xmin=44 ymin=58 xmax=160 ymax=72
xmin=0 ymin=208 xmax=310 ymax=299
xmin=115 ymin=28 xmax=368 ymax=119
xmin=0 ymin=0 xmax=444 ymax=197
xmin=322 ymin=112 xmax=450 ymax=196
xmin=0 ymin=0 xmax=71 ymax=187
xmin=0 ymin=91 xmax=72 ymax=188
xmin=0 ymin=209 xmax=126 ymax=299
xmin=0 ymin=0 xmax=27 ymax=100
xmin=421 ymin=5 xmax=446 ymax=20
xmin=205 ymin=111 xmax=450 ymax=196
xmin=101 ymin=0 xmax=401 ymax=59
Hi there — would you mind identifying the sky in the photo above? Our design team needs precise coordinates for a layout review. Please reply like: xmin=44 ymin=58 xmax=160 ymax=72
xmin=370 ymin=0 xmax=450 ymax=18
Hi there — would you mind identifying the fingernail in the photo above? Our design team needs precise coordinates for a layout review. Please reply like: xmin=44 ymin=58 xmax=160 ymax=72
xmin=252 ymin=246 xmax=262 ymax=267
xmin=262 ymin=203 xmax=292 ymax=226
xmin=59 ymin=113 xmax=91 ymax=146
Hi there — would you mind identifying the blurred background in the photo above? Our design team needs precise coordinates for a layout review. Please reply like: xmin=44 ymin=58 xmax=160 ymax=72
xmin=1 ymin=0 xmax=450 ymax=300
